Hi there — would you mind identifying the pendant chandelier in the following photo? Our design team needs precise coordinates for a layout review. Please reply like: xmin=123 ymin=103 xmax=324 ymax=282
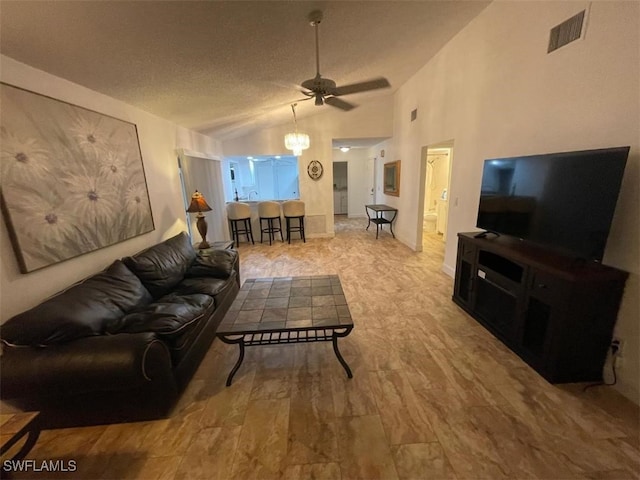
xmin=284 ymin=103 xmax=310 ymax=156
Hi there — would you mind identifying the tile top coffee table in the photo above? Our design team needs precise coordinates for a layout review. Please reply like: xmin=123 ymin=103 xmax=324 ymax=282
xmin=216 ymin=275 xmax=354 ymax=386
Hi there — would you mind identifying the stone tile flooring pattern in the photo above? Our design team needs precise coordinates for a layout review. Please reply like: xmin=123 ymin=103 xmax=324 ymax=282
xmin=2 ymin=217 xmax=639 ymax=479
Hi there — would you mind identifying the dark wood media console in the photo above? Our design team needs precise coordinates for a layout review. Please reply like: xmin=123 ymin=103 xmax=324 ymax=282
xmin=453 ymin=232 xmax=628 ymax=383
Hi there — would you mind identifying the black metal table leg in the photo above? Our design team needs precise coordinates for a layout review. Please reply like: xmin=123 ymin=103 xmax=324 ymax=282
xmin=13 ymin=427 xmax=40 ymax=461
xmin=332 ymin=332 xmax=353 ymax=379
xmin=388 ymin=209 xmax=397 ymax=238
xmin=228 ymin=338 xmax=245 ymax=386
xmin=365 ymin=206 xmax=372 ymax=231
xmin=0 ymin=413 xmax=41 ymax=466
xmin=218 ymin=335 xmax=246 ymax=386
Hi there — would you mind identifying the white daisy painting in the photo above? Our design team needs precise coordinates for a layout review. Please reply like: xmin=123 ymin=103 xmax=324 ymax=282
xmin=0 ymin=83 xmax=155 ymax=273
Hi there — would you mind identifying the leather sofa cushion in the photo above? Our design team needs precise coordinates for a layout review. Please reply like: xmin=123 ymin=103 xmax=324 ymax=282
xmin=0 ymin=260 xmax=152 ymax=347
xmin=174 ymin=274 xmax=235 ymax=303
xmin=105 ymin=293 xmax=213 ymax=340
xmin=123 ymin=232 xmax=197 ymax=298
xmin=186 ymin=249 xmax=238 ymax=279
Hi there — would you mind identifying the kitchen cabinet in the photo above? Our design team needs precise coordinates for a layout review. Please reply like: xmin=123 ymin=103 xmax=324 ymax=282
xmin=334 ymin=190 xmax=348 ymax=214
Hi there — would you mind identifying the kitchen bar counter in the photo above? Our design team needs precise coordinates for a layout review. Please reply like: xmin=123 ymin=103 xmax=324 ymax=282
xmin=226 ymin=200 xmax=299 ymax=244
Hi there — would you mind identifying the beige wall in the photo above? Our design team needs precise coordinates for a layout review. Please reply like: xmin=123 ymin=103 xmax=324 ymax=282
xmin=0 ymin=55 xmax=223 ymax=321
xmin=385 ymin=1 xmax=639 ymax=403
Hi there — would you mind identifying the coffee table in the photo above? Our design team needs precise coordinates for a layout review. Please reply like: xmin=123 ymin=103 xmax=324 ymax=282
xmin=216 ymin=275 xmax=354 ymax=386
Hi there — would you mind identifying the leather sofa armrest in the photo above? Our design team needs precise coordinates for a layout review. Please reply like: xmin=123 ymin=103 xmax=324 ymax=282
xmin=186 ymin=249 xmax=239 ymax=281
xmin=0 ymin=332 xmax=175 ymax=399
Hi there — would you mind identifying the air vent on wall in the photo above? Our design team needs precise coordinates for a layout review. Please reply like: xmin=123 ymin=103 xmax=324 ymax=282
xmin=548 ymin=9 xmax=586 ymax=53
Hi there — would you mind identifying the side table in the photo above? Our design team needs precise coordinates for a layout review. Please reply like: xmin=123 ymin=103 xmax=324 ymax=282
xmin=365 ymin=204 xmax=398 ymax=239
xmin=1 ymin=412 xmax=41 ymax=462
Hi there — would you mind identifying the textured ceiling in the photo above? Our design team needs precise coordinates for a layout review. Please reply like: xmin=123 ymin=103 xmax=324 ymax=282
xmin=0 ymin=1 xmax=490 ymax=140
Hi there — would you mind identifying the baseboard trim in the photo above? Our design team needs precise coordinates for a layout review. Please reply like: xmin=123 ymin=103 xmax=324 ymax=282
xmin=442 ymin=263 xmax=455 ymax=278
xmin=306 ymin=233 xmax=335 ymax=239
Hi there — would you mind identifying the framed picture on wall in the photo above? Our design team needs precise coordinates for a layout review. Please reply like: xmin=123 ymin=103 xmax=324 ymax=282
xmin=0 ymin=82 xmax=155 ymax=273
xmin=383 ymin=160 xmax=401 ymax=196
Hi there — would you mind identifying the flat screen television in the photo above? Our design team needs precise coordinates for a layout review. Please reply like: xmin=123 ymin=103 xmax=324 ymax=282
xmin=476 ymin=146 xmax=630 ymax=262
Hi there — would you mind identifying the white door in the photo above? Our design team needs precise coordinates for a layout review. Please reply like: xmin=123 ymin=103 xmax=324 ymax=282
xmin=367 ymin=157 xmax=376 ymax=205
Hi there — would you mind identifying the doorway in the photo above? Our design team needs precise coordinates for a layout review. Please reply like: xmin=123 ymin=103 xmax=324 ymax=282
xmin=333 ymin=162 xmax=348 ymax=215
xmin=418 ymin=141 xmax=453 ymax=251
xmin=178 ymin=150 xmax=228 ymax=244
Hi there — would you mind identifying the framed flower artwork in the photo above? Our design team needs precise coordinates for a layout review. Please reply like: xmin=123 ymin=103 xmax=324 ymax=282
xmin=0 ymin=83 xmax=155 ymax=273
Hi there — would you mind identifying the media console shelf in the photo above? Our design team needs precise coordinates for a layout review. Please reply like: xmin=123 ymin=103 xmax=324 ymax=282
xmin=453 ymin=232 xmax=628 ymax=383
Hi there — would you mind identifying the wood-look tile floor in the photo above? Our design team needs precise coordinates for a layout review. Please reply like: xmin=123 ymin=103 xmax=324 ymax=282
xmin=3 ymin=217 xmax=639 ymax=479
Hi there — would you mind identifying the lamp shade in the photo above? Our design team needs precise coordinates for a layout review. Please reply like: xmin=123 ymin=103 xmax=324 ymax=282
xmin=186 ymin=190 xmax=212 ymax=213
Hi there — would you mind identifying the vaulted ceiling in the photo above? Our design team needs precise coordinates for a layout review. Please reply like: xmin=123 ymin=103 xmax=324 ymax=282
xmin=0 ymin=1 xmax=490 ymax=140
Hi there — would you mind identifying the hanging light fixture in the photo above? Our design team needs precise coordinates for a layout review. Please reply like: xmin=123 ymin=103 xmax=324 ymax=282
xmin=284 ymin=103 xmax=310 ymax=156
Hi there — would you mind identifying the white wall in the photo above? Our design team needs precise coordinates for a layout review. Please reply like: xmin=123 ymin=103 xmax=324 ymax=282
xmin=222 ymin=96 xmax=394 ymax=237
xmin=385 ymin=2 xmax=640 ymax=403
xmin=0 ymin=55 xmax=223 ymax=321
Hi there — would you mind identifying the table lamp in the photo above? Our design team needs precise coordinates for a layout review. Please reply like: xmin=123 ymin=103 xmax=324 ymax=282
xmin=186 ymin=190 xmax=213 ymax=249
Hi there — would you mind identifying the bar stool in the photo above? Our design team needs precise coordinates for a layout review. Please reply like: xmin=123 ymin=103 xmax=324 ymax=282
xmin=226 ymin=202 xmax=254 ymax=247
xmin=282 ymin=200 xmax=306 ymax=244
xmin=258 ymin=201 xmax=283 ymax=245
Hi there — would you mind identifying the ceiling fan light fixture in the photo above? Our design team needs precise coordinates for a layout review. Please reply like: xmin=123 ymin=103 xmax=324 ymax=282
xmin=284 ymin=103 xmax=310 ymax=156
xmin=285 ymin=132 xmax=310 ymax=156
xmin=294 ymin=10 xmax=390 ymax=113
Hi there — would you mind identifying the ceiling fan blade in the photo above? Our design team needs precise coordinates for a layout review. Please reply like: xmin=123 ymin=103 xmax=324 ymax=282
xmin=332 ymin=77 xmax=391 ymax=96
xmin=325 ymin=96 xmax=356 ymax=111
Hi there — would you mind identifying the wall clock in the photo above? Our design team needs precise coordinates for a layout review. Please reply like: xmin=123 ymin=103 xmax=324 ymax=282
xmin=307 ymin=160 xmax=324 ymax=180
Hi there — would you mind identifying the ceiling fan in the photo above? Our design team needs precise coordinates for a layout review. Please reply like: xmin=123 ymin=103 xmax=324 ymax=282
xmin=299 ymin=10 xmax=391 ymax=111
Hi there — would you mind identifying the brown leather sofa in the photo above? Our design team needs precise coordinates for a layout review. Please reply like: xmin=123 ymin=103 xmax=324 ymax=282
xmin=0 ymin=232 xmax=240 ymax=427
